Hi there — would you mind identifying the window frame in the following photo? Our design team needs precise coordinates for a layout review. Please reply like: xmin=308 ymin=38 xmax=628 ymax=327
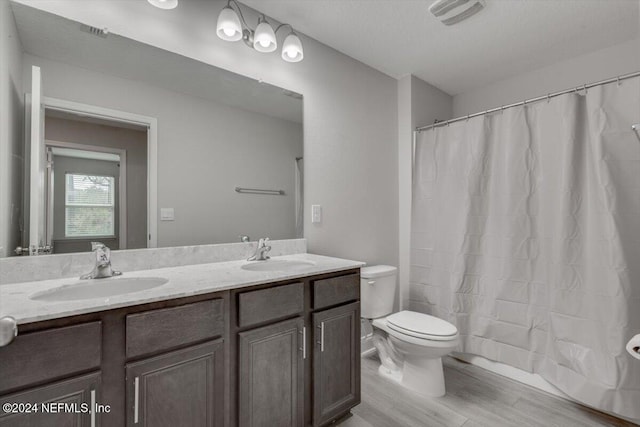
xmin=63 ymin=172 xmax=117 ymax=239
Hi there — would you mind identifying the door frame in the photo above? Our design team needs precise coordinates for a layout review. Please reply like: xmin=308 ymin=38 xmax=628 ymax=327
xmin=39 ymin=97 xmax=158 ymax=248
xmin=45 ymin=140 xmax=128 ymax=250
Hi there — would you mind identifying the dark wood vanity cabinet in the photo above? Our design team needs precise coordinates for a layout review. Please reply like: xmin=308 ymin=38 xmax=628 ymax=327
xmin=0 ymin=373 xmax=101 ymax=427
xmin=312 ymin=302 xmax=360 ymax=427
xmin=0 ymin=268 xmax=360 ymax=427
xmin=123 ymin=300 xmax=226 ymax=427
xmin=238 ymin=317 xmax=305 ymax=427
xmin=0 ymin=322 xmax=103 ymax=427
xmin=125 ymin=340 xmax=224 ymax=427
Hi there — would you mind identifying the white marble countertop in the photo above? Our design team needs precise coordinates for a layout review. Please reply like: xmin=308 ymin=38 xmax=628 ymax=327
xmin=0 ymin=253 xmax=364 ymax=325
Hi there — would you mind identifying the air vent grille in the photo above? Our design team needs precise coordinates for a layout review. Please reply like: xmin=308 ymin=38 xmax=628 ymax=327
xmin=429 ymin=0 xmax=485 ymax=25
xmin=80 ymin=24 xmax=109 ymax=38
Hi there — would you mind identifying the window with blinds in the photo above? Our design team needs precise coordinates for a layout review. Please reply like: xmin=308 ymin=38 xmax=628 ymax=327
xmin=65 ymin=173 xmax=115 ymax=237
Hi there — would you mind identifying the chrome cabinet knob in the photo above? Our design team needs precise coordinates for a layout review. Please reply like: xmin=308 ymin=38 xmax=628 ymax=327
xmin=0 ymin=316 xmax=18 ymax=347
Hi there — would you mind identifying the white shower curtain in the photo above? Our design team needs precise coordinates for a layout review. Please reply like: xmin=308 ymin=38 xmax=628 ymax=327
xmin=411 ymin=77 xmax=640 ymax=419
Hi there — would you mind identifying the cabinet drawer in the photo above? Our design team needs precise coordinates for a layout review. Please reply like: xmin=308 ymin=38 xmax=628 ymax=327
xmin=238 ymin=282 xmax=304 ymax=327
xmin=0 ymin=322 xmax=102 ymax=393
xmin=312 ymin=273 xmax=359 ymax=310
xmin=126 ymin=299 xmax=224 ymax=359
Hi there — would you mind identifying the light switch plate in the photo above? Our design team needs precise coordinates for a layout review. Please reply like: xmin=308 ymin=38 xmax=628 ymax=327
xmin=160 ymin=208 xmax=175 ymax=221
xmin=311 ymin=205 xmax=322 ymax=223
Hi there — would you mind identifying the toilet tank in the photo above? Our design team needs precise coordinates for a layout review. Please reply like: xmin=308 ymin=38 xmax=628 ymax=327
xmin=360 ymin=265 xmax=397 ymax=319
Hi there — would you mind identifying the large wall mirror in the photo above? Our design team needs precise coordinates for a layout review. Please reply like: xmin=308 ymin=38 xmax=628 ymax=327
xmin=3 ymin=2 xmax=304 ymax=257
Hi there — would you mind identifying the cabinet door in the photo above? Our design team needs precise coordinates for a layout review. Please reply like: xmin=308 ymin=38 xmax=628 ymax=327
xmin=312 ymin=302 xmax=360 ymax=427
xmin=238 ymin=317 xmax=304 ymax=427
xmin=0 ymin=372 xmax=101 ymax=427
xmin=125 ymin=340 xmax=224 ymax=427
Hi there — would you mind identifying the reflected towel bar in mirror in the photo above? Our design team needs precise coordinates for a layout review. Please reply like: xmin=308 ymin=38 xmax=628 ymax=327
xmin=235 ymin=187 xmax=285 ymax=195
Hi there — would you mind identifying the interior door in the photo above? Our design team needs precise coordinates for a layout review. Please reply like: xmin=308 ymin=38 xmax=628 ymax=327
xmin=26 ymin=65 xmax=46 ymax=254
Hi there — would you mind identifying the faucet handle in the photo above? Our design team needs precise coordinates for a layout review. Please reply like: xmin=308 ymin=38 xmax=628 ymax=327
xmin=90 ymin=242 xmax=106 ymax=251
xmin=90 ymin=242 xmax=111 ymax=264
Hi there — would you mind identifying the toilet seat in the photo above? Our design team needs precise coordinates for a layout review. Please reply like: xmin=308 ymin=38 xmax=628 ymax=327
xmin=386 ymin=311 xmax=458 ymax=342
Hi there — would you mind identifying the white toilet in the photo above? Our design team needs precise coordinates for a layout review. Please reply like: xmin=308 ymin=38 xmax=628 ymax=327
xmin=361 ymin=265 xmax=459 ymax=397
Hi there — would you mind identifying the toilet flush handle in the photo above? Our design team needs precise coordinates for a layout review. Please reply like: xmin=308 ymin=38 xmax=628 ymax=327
xmin=367 ymin=280 xmax=376 ymax=285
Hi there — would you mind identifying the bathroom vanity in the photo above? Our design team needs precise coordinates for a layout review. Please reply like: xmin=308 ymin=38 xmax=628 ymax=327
xmin=0 ymin=254 xmax=362 ymax=427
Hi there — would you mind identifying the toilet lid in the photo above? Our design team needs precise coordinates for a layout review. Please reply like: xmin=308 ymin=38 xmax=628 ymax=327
xmin=386 ymin=311 xmax=458 ymax=341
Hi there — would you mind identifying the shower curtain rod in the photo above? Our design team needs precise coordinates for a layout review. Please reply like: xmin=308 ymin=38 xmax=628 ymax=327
xmin=415 ymin=70 xmax=640 ymax=132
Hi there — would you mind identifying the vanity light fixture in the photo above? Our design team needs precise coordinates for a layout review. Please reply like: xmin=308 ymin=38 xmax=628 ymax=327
xmin=281 ymin=31 xmax=304 ymax=62
xmin=254 ymin=16 xmax=277 ymax=52
xmin=217 ymin=4 xmax=243 ymax=41
xmin=147 ymin=0 xmax=178 ymax=10
xmin=216 ymin=0 xmax=304 ymax=63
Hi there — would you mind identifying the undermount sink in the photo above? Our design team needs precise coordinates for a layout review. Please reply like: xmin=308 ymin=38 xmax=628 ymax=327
xmin=241 ymin=259 xmax=316 ymax=272
xmin=30 ymin=277 xmax=169 ymax=302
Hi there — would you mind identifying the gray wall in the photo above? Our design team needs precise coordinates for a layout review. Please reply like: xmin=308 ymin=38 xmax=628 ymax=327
xmin=453 ymin=38 xmax=640 ymax=117
xmin=46 ymin=116 xmax=148 ymax=250
xmin=29 ymin=55 xmax=304 ymax=248
xmin=397 ymin=75 xmax=452 ymax=311
xmin=19 ymin=0 xmax=399 ymax=269
xmin=0 ymin=0 xmax=24 ymax=257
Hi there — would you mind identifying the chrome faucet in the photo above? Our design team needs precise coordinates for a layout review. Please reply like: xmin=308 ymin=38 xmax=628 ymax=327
xmin=248 ymin=238 xmax=271 ymax=261
xmin=80 ymin=242 xmax=122 ymax=279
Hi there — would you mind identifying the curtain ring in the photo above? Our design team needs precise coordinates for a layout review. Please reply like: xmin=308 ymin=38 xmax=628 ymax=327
xmin=547 ymin=93 xmax=551 ymax=103
xmin=446 ymin=120 xmax=450 ymax=127
xmin=501 ymin=106 xmax=505 ymax=114
xmin=617 ymin=76 xmax=621 ymax=86
xmin=466 ymin=115 xmax=470 ymax=122
xmin=583 ymin=84 xmax=587 ymax=94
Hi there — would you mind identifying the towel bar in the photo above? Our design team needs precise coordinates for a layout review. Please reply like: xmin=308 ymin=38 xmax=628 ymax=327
xmin=235 ymin=187 xmax=285 ymax=195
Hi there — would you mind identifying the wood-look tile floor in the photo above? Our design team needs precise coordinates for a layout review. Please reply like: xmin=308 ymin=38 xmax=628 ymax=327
xmin=338 ymin=355 xmax=638 ymax=427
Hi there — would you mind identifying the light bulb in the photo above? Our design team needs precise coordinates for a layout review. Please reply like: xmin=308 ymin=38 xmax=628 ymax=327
xmin=148 ymin=0 xmax=178 ymax=9
xmin=216 ymin=6 xmax=242 ymax=42
xmin=281 ymin=32 xmax=303 ymax=62
xmin=253 ymin=19 xmax=277 ymax=53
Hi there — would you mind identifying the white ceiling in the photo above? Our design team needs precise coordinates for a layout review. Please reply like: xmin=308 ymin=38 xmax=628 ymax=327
xmin=12 ymin=3 xmax=303 ymax=124
xmin=242 ymin=0 xmax=640 ymax=95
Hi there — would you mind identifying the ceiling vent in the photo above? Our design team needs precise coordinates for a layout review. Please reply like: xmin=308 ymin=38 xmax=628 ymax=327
xmin=80 ymin=24 xmax=109 ymax=38
xmin=429 ymin=0 xmax=485 ymax=25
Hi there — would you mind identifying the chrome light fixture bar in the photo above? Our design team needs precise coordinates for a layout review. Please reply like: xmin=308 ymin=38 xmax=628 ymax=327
xmin=216 ymin=0 xmax=304 ymax=63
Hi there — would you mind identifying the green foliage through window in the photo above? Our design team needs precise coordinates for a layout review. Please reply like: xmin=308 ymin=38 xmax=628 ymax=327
xmin=65 ymin=173 xmax=115 ymax=237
